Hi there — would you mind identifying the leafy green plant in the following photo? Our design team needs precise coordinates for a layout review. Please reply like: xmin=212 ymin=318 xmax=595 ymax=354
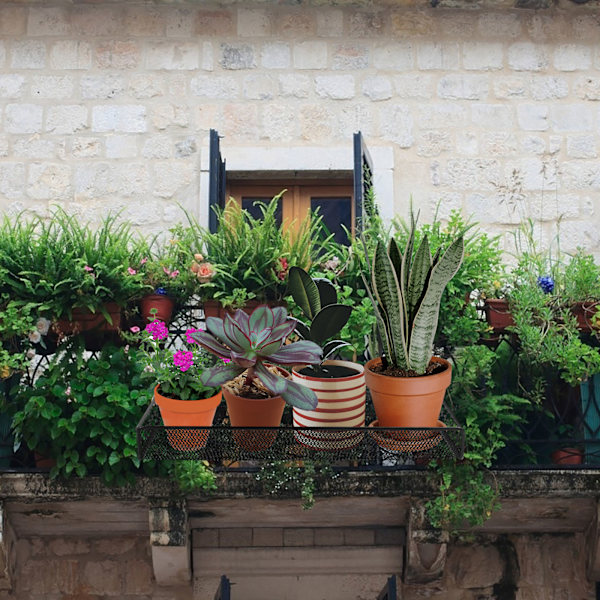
xmin=562 ymin=248 xmax=600 ymax=304
xmin=191 ymin=306 xmax=322 ymax=409
xmin=173 ymin=460 xmax=217 ymax=494
xmin=131 ymin=320 xmax=220 ymax=400
xmin=188 ymin=198 xmax=330 ymax=308
xmin=363 ymin=212 xmax=464 ymax=374
xmin=0 ymin=297 xmax=36 ymax=382
xmin=10 ymin=343 xmax=166 ymax=485
xmin=287 ymin=266 xmax=352 ymax=363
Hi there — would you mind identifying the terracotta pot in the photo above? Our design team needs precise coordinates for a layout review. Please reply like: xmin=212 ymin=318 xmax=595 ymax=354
xmin=34 ymin=452 xmax=56 ymax=470
xmin=203 ymin=299 xmax=287 ymax=320
xmin=154 ymin=385 xmax=222 ymax=451
xmin=57 ymin=302 xmax=122 ymax=335
xmin=364 ymin=356 xmax=452 ymax=428
xmin=222 ymin=384 xmax=285 ymax=451
xmin=484 ymin=298 xmax=515 ymax=331
xmin=551 ymin=447 xmax=583 ymax=465
xmin=571 ymin=302 xmax=598 ymax=332
xmin=141 ymin=294 xmax=175 ymax=323
xmin=292 ymin=360 xmax=366 ymax=450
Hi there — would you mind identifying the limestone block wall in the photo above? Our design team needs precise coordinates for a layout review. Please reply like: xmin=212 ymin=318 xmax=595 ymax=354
xmin=0 ymin=0 xmax=599 ymax=255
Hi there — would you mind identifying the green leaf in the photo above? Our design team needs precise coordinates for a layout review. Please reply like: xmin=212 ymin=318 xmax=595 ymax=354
xmin=314 ymin=278 xmax=338 ymax=308
xmin=309 ymin=304 xmax=352 ymax=345
xmin=288 ymin=266 xmax=320 ymax=320
xmin=108 ymin=451 xmax=120 ymax=466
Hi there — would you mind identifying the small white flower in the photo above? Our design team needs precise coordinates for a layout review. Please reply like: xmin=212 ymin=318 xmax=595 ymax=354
xmin=26 ymin=349 xmax=36 ymax=359
xmin=143 ymin=365 xmax=154 ymax=373
xmin=28 ymin=330 xmax=41 ymax=344
xmin=36 ymin=317 xmax=51 ymax=336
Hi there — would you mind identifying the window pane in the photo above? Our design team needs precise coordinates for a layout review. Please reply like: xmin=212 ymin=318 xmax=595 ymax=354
xmin=311 ymin=197 xmax=352 ymax=245
xmin=241 ymin=197 xmax=282 ymax=227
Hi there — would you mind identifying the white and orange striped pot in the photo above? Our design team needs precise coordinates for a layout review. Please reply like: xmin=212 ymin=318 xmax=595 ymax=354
xmin=292 ymin=360 xmax=366 ymax=450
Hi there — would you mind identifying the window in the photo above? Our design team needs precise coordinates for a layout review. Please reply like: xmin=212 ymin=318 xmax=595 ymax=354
xmin=227 ymin=181 xmax=354 ymax=244
xmin=203 ymin=130 xmax=391 ymax=236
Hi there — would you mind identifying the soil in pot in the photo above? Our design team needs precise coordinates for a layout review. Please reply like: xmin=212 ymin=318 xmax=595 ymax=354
xmin=297 ymin=364 xmax=359 ymax=379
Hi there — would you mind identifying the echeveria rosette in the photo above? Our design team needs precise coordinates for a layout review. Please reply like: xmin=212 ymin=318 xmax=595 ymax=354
xmin=190 ymin=306 xmax=322 ymax=410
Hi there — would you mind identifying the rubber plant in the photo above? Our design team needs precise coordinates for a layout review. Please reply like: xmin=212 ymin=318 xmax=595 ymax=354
xmin=287 ymin=266 xmax=352 ymax=372
xmin=363 ymin=213 xmax=465 ymax=374
xmin=190 ymin=305 xmax=322 ymax=410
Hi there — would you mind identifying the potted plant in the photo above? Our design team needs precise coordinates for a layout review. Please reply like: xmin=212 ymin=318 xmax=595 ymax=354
xmin=361 ymin=213 xmax=464 ymax=429
xmin=187 ymin=199 xmax=330 ymax=316
xmin=133 ymin=320 xmax=222 ymax=450
xmin=562 ymin=249 xmax=600 ymax=332
xmin=190 ymin=305 xmax=322 ymax=449
xmin=137 ymin=224 xmax=202 ymax=323
xmin=286 ymin=266 xmax=365 ymax=449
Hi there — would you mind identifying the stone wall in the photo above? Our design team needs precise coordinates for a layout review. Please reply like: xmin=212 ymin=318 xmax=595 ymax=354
xmin=0 ymin=0 xmax=599 ymax=255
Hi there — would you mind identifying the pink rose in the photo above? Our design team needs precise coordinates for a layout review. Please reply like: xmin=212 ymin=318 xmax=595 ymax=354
xmin=196 ymin=262 xmax=215 ymax=283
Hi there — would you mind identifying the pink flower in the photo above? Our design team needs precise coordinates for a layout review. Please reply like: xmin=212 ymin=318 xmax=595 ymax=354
xmin=222 ymin=358 xmax=231 ymax=364
xmin=84 ymin=265 xmax=94 ymax=272
xmin=163 ymin=267 xmax=171 ymax=276
xmin=128 ymin=267 xmax=137 ymax=275
xmin=185 ymin=328 xmax=202 ymax=345
xmin=275 ymin=257 xmax=289 ymax=281
xmin=170 ymin=270 xmax=180 ymax=278
xmin=145 ymin=320 xmax=169 ymax=341
xmin=194 ymin=253 xmax=204 ymax=262
xmin=196 ymin=262 xmax=215 ymax=283
xmin=140 ymin=257 xmax=148 ymax=265
xmin=130 ymin=326 xmax=140 ymax=333
xmin=173 ymin=350 xmax=194 ymax=372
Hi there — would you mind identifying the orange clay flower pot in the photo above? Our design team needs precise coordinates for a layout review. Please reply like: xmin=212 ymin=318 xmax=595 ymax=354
xmin=222 ymin=385 xmax=285 ymax=451
xmin=364 ymin=356 xmax=452 ymax=428
xmin=154 ymin=385 xmax=222 ymax=451
xmin=141 ymin=294 xmax=175 ymax=324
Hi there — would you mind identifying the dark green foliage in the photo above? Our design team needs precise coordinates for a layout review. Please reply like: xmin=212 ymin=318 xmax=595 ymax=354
xmin=11 ymin=343 xmax=167 ymax=485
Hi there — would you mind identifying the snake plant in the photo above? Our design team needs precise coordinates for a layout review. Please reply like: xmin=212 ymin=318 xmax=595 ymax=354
xmin=190 ymin=305 xmax=322 ymax=410
xmin=363 ymin=215 xmax=464 ymax=375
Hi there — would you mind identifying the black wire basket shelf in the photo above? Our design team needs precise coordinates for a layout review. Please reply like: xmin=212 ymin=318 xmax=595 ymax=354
xmin=136 ymin=401 xmax=465 ymax=469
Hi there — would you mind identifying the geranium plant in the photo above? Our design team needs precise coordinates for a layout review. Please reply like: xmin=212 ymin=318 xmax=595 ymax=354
xmin=190 ymin=305 xmax=322 ymax=409
xmin=134 ymin=320 xmax=220 ymax=400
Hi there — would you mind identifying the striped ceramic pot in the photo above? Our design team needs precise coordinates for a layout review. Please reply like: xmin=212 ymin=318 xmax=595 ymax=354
xmin=292 ymin=360 xmax=366 ymax=450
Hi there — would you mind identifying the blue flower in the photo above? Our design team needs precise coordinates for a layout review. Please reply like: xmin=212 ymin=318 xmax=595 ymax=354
xmin=537 ymin=275 xmax=554 ymax=294
xmin=155 ymin=287 xmax=168 ymax=296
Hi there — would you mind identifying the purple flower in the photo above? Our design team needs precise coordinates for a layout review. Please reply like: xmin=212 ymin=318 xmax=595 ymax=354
xmin=145 ymin=320 xmax=169 ymax=341
xmin=173 ymin=350 xmax=194 ymax=372
xmin=537 ymin=275 xmax=555 ymax=294
xmin=155 ymin=287 xmax=168 ymax=296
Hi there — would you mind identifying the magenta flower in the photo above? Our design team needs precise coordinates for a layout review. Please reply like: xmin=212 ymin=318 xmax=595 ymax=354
xmin=185 ymin=328 xmax=202 ymax=345
xmin=84 ymin=265 xmax=94 ymax=272
xmin=130 ymin=326 xmax=140 ymax=333
xmin=170 ymin=270 xmax=180 ymax=278
xmin=222 ymin=358 xmax=231 ymax=364
xmin=145 ymin=320 xmax=168 ymax=341
xmin=173 ymin=350 xmax=194 ymax=372
xmin=127 ymin=267 xmax=137 ymax=275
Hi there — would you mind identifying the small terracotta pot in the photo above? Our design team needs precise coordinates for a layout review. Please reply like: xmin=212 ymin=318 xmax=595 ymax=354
xmin=571 ymin=302 xmax=598 ymax=332
xmin=141 ymin=294 xmax=175 ymax=323
xmin=364 ymin=357 xmax=452 ymax=428
xmin=154 ymin=385 xmax=222 ymax=451
xmin=34 ymin=452 xmax=56 ymax=470
xmin=551 ymin=447 xmax=583 ymax=465
xmin=292 ymin=360 xmax=366 ymax=450
xmin=484 ymin=298 xmax=515 ymax=331
xmin=222 ymin=384 xmax=285 ymax=451
xmin=57 ymin=302 xmax=122 ymax=335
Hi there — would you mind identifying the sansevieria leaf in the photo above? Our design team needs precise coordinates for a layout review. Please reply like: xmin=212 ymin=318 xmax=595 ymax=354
xmin=406 ymin=235 xmax=432 ymax=328
xmin=408 ymin=235 xmax=464 ymax=372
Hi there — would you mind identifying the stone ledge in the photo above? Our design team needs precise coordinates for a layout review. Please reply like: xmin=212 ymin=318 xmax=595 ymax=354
xmin=1 ymin=470 xmax=600 ymax=502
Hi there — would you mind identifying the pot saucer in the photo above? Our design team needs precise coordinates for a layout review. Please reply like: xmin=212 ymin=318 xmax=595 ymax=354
xmin=368 ymin=419 xmax=446 ymax=453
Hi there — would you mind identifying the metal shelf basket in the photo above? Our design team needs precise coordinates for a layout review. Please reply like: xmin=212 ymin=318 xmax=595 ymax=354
xmin=136 ymin=401 xmax=465 ymax=470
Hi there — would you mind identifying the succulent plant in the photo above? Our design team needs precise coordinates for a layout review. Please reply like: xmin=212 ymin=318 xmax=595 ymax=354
xmin=287 ymin=266 xmax=352 ymax=360
xmin=363 ymin=214 xmax=464 ymax=375
xmin=190 ymin=305 xmax=322 ymax=410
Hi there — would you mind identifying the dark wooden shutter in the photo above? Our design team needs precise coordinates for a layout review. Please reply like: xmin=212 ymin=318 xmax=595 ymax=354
xmin=208 ymin=129 xmax=227 ymax=234
xmin=213 ymin=575 xmax=231 ymax=600
xmin=377 ymin=575 xmax=397 ymax=600
xmin=353 ymin=130 xmax=374 ymax=234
